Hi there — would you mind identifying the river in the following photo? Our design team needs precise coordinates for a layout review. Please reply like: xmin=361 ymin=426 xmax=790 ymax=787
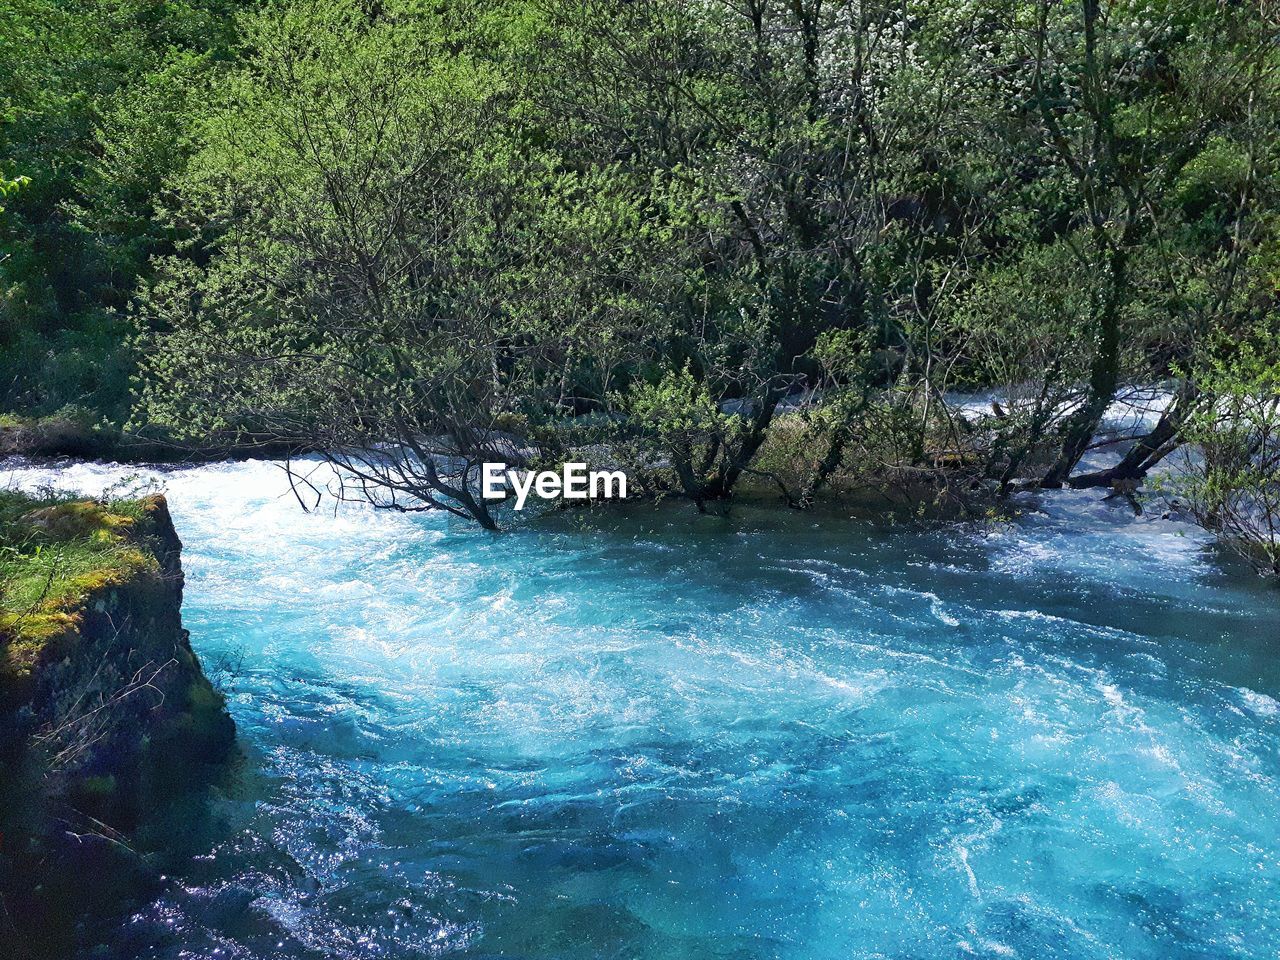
xmin=5 ymin=457 xmax=1278 ymax=959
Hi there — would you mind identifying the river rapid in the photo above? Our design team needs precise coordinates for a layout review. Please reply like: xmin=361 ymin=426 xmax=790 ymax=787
xmin=5 ymin=457 xmax=1278 ymax=960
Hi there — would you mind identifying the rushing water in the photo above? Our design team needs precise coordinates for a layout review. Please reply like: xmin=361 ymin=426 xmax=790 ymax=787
xmin=6 ymin=457 xmax=1280 ymax=960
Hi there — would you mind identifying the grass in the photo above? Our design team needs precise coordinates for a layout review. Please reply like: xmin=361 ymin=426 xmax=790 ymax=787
xmin=0 ymin=489 xmax=158 ymax=675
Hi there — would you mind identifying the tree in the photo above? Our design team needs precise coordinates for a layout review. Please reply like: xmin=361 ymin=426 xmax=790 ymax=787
xmin=1009 ymin=0 xmax=1277 ymax=487
xmin=528 ymin=0 xmax=993 ymax=503
xmin=137 ymin=0 xmax=536 ymax=528
xmin=0 ymin=0 xmax=238 ymax=419
xmin=1177 ymin=317 xmax=1280 ymax=579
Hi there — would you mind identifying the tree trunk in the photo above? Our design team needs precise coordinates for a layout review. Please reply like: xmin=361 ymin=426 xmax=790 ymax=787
xmin=1067 ymin=380 xmax=1199 ymax=489
xmin=703 ymin=391 xmax=784 ymax=499
xmin=1041 ymin=242 xmax=1128 ymax=488
xmin=796 ymin=426 xmax=851 ymax=507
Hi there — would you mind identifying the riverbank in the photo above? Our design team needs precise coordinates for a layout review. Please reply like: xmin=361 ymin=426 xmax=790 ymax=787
xmin=0 ymin=490 xmax=235 ymax=959
xmin=0 ymin=411 xmax=303 ymax=464
xmin=5 ymin=380 xmax=1275 ymax=586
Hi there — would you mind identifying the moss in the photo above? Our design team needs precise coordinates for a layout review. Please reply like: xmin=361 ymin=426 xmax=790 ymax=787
xmin=183 ymin=678 xmax=235 ymax=748
xmin=78 ymin=774 xmax=118 ymax=798
xmin=0 ymin=492 xmax=161 ymax=675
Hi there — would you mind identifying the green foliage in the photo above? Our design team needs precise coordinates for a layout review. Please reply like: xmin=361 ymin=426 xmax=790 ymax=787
xmin=0 ymin=0 xmax=1277 ymax=558
xmin=1177 ymin=317 xmax=1280 ymax=579
xmin=0 ymin=171 xmax=29 ymax=212
xmin=0 ymin=0 xmax=239 ymax=419
xmin=0 ymin=489 xmax=157 ymax=666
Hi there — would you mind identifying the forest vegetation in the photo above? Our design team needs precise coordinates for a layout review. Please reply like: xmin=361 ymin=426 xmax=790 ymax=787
xmin=1 ymin=0 xmax=1277 ymax=573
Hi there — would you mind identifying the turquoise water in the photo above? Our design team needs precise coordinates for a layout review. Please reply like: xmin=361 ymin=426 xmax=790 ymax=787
xmin=9 ymin=459 xmax=1280 ymax=959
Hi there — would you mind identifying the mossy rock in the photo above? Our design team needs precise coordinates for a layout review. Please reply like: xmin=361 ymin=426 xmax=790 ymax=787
xmin=0 ymin=494 xmax=160 ymax=676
